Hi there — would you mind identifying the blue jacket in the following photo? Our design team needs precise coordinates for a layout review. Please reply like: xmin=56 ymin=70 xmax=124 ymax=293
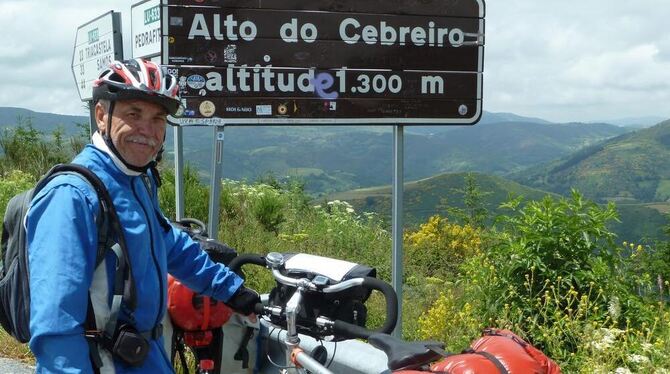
xmin=27 ymin=144 xmax=244 ymax=373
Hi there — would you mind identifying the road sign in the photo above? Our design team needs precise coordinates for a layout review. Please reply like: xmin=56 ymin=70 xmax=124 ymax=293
xmin=164 ymin=0 xmax=485 ymax=124
xmin=132 ymin=0 xmax=162 ymax=59
xmin=71 ymin=11 xmax=123 ymax=102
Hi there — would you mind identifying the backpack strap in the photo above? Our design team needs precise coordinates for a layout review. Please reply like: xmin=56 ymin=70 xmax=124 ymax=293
xmin=86 ymin=298 xmax=103 ymax=374
xmin=39 ymin=164 xmax=137 ymax=369
xmin=43 ymin=164 xmax=137 ymax=310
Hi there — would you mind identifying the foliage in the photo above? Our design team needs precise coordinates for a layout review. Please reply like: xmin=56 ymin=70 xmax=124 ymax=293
xmin=0 ymin=170 xmax=35 ymax=213
xmin=158 ymin=165 xmax=210 ymax=223
xmin=0 ymin=119 xmax=88 ymax=178
xmin=440 ymin=173 xmax=491 ymax=228
xmin=621 ymin=240 xmax=670 ymax=303
xmin=493 ymin=191 xmax=620 ymax=298
xmin=405 ymin=215 xmax=482 ymax=280
xmin=417 ymin=191 xmax=670 ymax=372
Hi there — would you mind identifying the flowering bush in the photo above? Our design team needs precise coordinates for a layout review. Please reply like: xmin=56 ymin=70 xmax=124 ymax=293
xmin=417 ymin=191 xmax=670 ymax=371
xmin=405 ymin=215 xmax=482 ymax=279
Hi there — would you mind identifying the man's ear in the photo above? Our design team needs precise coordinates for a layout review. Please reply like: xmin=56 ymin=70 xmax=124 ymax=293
xmin=94 ymin=102 xmax=107 ymax=134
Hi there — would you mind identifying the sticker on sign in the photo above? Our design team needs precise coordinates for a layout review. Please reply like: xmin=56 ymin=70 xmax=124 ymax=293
xmin=71 ymin=11 xmax=123 ymax=101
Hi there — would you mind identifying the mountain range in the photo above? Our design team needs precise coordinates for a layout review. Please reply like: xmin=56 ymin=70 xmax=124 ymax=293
xmin=2 ymin=106 xmax=669 ymax=241
xmin=2 ymin=106 xmax=630 ymax=195
xmin=512 ymin=119 xmax=670 ymax=203
xmin=158 ymin=116 xmax=630 ymax=194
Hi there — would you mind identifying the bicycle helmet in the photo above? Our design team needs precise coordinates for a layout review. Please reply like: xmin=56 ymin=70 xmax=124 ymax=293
xmin=93 ymin=58 xmax=181 ymax=115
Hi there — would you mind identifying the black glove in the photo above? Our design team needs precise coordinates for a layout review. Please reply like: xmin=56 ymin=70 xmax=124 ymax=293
xmin=226 ymin=286 xmax=261 ymax=315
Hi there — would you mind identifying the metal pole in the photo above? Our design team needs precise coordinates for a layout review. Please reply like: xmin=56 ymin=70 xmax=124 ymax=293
xmin=174 ymin=125 xmax=185 ymax=220
xmin=208 ymin=126 xmax=225 ymax=240
xmin=392 ymin=124 xmax=404 ymax=338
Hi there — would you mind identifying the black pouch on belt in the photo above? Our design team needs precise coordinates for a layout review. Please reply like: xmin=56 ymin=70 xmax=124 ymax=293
xmin=111 ymin=324 xmax=150 ymax=367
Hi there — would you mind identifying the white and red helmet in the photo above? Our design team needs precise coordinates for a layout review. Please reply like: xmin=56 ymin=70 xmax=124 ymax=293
xmin=93 ymin=58 xmax=181 ymax=115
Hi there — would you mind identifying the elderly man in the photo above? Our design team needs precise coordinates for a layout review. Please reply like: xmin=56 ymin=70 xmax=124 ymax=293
xmin=27 ymin=59 xmax=259 ymax=373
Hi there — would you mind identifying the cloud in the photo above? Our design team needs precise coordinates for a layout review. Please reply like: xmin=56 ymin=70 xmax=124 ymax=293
xmin=0 ymin=1 xmax=129 ymax=116
xmin=483 ymin=0 xmax=670 ymax=122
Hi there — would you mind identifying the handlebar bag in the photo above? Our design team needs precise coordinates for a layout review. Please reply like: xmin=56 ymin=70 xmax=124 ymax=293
xmin=270 ymin=253 xmax=377 ymax=340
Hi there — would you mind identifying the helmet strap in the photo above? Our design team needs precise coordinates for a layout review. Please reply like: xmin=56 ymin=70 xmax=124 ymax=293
xmin=102 ymin=100 xmax=154 ymax=174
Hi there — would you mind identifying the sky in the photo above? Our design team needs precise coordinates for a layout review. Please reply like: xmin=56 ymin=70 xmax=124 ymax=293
xmin=0 ymin=0 xmax=669 ymax=124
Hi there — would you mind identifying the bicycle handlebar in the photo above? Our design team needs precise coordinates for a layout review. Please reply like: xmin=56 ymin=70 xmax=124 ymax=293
xmin=228 ymin=253 xmax=398 ymax=340
xmin=228 ymin=253 xmax=267 ymax=273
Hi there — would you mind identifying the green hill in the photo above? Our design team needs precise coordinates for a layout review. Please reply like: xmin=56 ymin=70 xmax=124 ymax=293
xmin=0 ymin=107 xmax=630 ymax=196
xmin=1 ymin=107 xmax=666 ymax=241
xmin=328 ymin=172 xmax=557 ymax=226
xmin=328 ymin=172 xmax=669 ymax=242
xmin=427 ymin=121 xmax=628 ymax=174
xmin=0 ymin=107 xmax=88 ymax=135
xmin=512 ymin=119 xmax=670 ymax=203
xmin=162 ymin=120 xmax=628 ymax=195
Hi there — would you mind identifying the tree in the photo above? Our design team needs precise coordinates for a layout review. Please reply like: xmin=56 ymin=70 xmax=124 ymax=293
xmin=440 ymin=173 xmax=491 ymax=228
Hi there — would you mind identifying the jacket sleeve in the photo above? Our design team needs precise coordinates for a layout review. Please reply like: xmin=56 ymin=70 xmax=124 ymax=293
xmin=27 ymin=181 xmax=99 ymax=374
xmin=162 ymin=220 xmax=243 ymax=302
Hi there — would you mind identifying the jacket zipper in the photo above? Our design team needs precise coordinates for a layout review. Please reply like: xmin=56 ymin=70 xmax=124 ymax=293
xmin=131 ymin=176 xmax=164 ymax=329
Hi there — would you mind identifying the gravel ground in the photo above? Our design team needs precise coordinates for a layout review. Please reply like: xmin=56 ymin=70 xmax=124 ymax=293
xmin=0 ymin=358 xmax=34 ymax=373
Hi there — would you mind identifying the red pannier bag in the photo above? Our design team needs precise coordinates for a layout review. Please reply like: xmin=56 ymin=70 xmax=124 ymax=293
xmin=396 ymin=328 xmax=560 ymax=374
xmin=167 ymin=275 xmax=234 ymax=332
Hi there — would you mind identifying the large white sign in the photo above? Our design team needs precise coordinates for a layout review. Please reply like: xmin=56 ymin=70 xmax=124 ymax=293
xmin=71 ymin=11 xmax=123 ymax=101
xmin=132 ymin=0 xmax=162 ymax=59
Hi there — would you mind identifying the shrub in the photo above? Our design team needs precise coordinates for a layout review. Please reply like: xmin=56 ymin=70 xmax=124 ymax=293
xmin=405 ymin=215 xmax=482 ymax=280
xmin=0 ymin=170 xmax=36 ymax=212
xmin=158 ymin=165 xmax=209 ymax=223
xmin=417 ymin=191 xmax=670 ymax=371
xmin=0 ymin=120 xmax=85 ymax=178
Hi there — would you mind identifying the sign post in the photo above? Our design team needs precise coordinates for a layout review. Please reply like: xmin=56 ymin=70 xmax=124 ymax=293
xmin=71 ymin=11 xmax=123 ymax=134
xmin=133 ymin=0 xmax=190 ymax=219
xmin=392 ymin=124 xmax=404 ymax=337
xmin=208 ymin=127 xmax=225 ymax=237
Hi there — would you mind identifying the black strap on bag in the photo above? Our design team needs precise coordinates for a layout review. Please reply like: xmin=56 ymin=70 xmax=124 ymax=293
xmin=233 ymin=326 xmax=256 ymax=369
xmin=41 ymin=164 xmax=140 ymax=369
xmin=44 ymin=164 xmax=138 ymax=311
xmin=460 ymin=348 xmax=509 ymax=374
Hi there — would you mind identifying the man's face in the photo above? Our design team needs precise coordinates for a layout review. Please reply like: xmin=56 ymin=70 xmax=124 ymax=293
xmin=96 ymin=99 xmax=167 ymax=167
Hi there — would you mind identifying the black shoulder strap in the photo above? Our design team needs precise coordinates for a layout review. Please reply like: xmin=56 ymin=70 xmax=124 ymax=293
xmin=40 ymin=164 xmax=138 ymax=370
xmin=43 ymin=164 xmax=137 ymax=310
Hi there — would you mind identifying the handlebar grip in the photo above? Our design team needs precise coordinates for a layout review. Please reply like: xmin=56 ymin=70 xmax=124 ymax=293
xmin=228 ymin=254 xmax=267 ymax=273
xmin=332 ymin=277 xmax=398 ymax=340
xmin=332 ymin=320 xmax=374 ymax=340
xmin=253 ymin=302 xmax=266 ymax=316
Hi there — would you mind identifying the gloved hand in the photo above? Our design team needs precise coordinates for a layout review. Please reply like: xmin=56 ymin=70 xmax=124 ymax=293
xmin=226 ymin=286 xmax=261 ymax=315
